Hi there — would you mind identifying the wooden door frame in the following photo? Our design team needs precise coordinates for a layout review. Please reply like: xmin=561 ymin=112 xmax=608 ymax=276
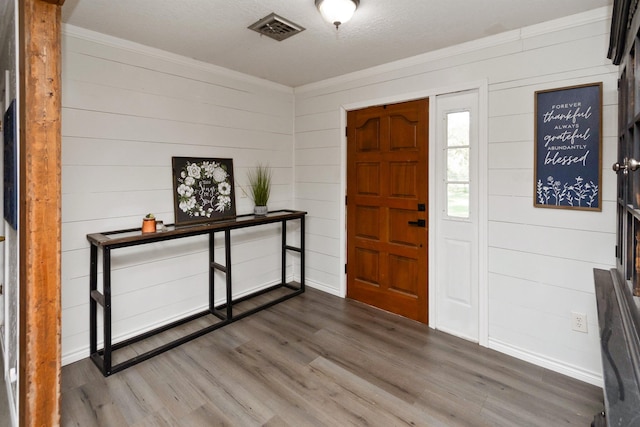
xmin=339 ymin=81 xmax=489 ymax=346
xmin=18 ymin=0 xmax=64 ymax=425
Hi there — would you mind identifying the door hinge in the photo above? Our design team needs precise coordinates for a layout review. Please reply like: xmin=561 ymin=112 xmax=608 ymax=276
xmin=345 ymin=264 xmax=347 ymax=274
xmin=345 ymin=127 xmax=348 ymax=137
xmin=0 ymin=283 xmax=3 ymax=295
xmin=345 ymin=195 xmax=347 ymax=205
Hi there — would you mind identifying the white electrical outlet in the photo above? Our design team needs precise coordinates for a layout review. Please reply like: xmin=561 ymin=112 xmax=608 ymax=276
xmin=571 ymin=312 xmax=588 ymax=333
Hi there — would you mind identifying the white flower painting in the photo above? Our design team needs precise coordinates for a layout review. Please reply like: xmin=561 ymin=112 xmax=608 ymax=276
xmin=536 ymin=175 xmax=598 ymax=208
xmin=172 ymin=157 xmax=236 ymax=224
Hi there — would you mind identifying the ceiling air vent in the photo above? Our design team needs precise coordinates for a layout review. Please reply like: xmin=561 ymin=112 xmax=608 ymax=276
xmin=248 ymin=13 xmax=305 ymax=41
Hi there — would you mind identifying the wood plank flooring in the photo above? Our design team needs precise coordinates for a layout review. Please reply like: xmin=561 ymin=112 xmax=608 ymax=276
xmin=61 ymin=288 xmax=604 ymax=426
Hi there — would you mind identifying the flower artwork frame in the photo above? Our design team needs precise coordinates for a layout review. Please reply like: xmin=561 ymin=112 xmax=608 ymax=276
xmin=534 ymin=83 xmax=602 ymax=211
xmin=172 ymin=157 xmax=236 ymax=225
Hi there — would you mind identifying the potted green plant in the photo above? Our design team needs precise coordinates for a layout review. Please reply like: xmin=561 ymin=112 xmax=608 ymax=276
xmin=247 ymin=163 xmax=272 ymax=216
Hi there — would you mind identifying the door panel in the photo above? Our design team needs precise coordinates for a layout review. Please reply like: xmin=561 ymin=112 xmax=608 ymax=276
xmin=435 ymin=91 xmax=479 ymax=341
xmin=347 ymin=99 xmax=428 ymax=323
xmin=443 ymin=239 xmax=472 ymax=303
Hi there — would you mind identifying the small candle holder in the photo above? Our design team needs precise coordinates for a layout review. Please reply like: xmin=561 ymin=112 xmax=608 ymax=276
xmin=142 ymin=214 xmax=156 ymax=233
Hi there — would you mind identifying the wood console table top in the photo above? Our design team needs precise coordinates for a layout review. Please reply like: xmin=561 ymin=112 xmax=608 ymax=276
xmin=87 ymin=209 xmax=307 ymax=248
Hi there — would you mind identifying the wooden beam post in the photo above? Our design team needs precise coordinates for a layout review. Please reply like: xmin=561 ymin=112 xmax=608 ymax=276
xmin=18 ymin=0 xmax=64 ymax=425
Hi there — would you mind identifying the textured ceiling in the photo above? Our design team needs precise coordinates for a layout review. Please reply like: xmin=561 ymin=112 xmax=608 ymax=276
xmin=62 ymin=0 xmax=613 ymax=87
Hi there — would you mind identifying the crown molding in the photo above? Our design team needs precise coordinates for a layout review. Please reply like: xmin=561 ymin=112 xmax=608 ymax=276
xmin=295 ymin=6 xmax=613 ymax=93
xmin=62 ymin=5 xmax=613 ymax=95
xmin=521 ymin=4 xmax=612 ymax=38
xmin=62 ymin=23 xmax=294 ymax=94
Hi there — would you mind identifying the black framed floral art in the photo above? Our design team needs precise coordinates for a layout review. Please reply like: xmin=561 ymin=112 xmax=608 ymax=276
xmin=171 ymin=157 xmax=236 ymax=225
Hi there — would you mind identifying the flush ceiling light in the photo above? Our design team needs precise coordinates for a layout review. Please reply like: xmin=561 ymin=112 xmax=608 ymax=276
xmin=315 ymin=0 xmax=359 ymax=29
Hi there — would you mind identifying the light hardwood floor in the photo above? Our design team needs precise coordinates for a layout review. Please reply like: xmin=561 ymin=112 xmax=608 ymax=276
xmin=61 ymin=288 xmax=603 ymax=426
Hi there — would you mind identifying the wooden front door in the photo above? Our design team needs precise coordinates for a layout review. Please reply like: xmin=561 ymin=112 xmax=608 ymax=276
xmin=346 ymin=99 xmax=429 ymax=323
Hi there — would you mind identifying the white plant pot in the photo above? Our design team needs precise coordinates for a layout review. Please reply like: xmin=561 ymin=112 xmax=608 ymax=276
xmin=254 ymin=205 xmax=268 ymax=216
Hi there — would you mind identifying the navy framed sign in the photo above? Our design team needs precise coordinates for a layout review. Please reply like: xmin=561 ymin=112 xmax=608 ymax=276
xmin=534 ymin=83 xmax=602 ymax=211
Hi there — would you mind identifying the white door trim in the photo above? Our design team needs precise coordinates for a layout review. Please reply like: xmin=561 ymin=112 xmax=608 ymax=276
xmin=338 ymin=80 xmax=489 ymax=347
xmin=478 ymin=83 xmax=489 ymax=347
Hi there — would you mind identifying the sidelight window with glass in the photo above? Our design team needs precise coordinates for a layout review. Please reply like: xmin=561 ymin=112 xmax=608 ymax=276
xmin=445 ymin=111 xmax=471 ymax=218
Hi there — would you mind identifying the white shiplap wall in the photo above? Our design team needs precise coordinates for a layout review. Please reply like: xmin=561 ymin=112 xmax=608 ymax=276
xmin=61 ymin=26 xmax=295 ymax=365
xmin=294 ymin=7 xmax=616 ymax=384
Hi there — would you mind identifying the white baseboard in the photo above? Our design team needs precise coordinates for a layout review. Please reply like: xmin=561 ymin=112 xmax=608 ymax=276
xmin=488 ymin=338 xmax=603 ymax=387
xmin=62 ymin=302 xmax=212 ymax=367
xmin=63 ymin=283 xmax=604 ymax=393
xmin=62 ymin=348 xmax=90 ymax=367
xmin=62 ymin=278 xmax=301 ymax=367
xmin=305 ymin=280 xmax=342 ymax=297
xmin=436 ymin=325 xmax=480 ymax=344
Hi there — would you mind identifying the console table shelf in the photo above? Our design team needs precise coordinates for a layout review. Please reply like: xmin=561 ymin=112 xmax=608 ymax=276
xmin=87 ymin=209 xmax=306 ymax=376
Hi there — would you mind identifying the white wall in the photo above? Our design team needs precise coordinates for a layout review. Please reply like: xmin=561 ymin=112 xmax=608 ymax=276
xmin=294 ymin=7 xmax=616 ymax=385
xmin=61 ymin=26 xmax=295 ymax=365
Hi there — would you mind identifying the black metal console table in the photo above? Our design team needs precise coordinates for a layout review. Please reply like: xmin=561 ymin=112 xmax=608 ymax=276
xmin=87 ymin=209 xmax=306 ymax=376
